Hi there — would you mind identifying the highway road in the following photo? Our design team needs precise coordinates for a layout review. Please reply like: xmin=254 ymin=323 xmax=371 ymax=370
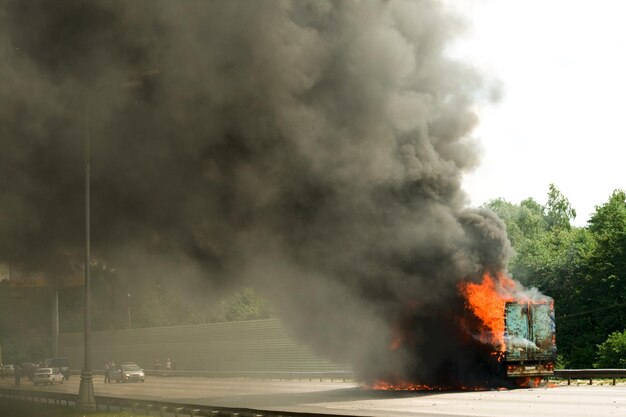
xmin=1 ymin=376 xmax=625 ymax=416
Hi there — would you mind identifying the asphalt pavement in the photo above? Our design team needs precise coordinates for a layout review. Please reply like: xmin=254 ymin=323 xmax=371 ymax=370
xmin=1 ymin=375 xmax=624 ymax=417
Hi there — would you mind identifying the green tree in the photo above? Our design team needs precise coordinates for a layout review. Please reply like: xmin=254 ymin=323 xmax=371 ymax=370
xmin=583 ymin=190 xmax=626 ymax=340
xmin=587 ymin=190 xmax=626 ymax=300
xmin=595 ymin=330 xmax=626 ymax=368
xmin=211 ymin=288 xmax=272 ymax=322
xmin=545 ymin=183 xmax=577 ymax=230
xmin=485 ymin=185 xmax=610 ymax=366
xmin=0 ymin=281 xmax=52 ymax=364
xmin=484 ymin=197 xmax=546 ymax=248
xmin=497 ymin=187 xmax=626 ymax=367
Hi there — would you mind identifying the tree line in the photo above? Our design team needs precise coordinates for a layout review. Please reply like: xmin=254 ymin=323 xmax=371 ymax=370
xmin=486 ymin=185 xmax=626 ymax=368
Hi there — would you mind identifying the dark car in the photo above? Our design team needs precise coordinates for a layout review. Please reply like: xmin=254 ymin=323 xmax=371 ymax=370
xmin=20 ymin=363 xmax=37 ymax=380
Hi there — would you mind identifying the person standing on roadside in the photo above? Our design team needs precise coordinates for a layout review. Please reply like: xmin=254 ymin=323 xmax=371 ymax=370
xmin=104 ymin=361 xmax=111 ymax=383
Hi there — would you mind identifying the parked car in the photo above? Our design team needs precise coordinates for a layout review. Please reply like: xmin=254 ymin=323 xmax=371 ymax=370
xmin=33 ymin=368 xmax=64 ymax=385
xmin=44 ymin=357 xmax=70 ymax=381
xmin=1 ymin=364 xmax=15 ymax=377
xmin=110 ymin=364 xmax=145 ymax=383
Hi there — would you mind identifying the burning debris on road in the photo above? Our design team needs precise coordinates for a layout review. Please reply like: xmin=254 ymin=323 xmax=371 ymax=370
xmin=0 ymin=1 xmax=553 ymax=389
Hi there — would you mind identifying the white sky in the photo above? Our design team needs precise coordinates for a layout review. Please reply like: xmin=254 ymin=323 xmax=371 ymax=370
xmin=448 ymin=0 xmax=626 ymax=225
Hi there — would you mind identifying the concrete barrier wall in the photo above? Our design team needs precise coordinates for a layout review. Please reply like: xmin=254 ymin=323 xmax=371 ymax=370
xmin=58 ymin=318 xmax=349 ymax=373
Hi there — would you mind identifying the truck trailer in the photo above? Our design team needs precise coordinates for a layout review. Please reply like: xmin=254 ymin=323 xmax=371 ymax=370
xmin=503 ymin=301 xmax=557 ymax=378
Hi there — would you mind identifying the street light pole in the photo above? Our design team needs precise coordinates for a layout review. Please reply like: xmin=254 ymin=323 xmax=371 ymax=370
xmin=51 ymin=287 xmax=59 ymax=357
xmin=127 ymin=293 xmax=131 ymax=329
xmin=77 ymin=110 xmax=96 ymax=411
xmin=75 ymin=72 xmax=157 ymax=409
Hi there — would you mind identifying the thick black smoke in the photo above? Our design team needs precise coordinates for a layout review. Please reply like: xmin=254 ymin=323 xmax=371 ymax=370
xmin=0 ymin=1 xmax=510 ymax=384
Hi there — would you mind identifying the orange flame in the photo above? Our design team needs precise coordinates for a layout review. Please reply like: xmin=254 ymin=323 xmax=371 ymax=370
xmin=515 ymin=376 xmax=543 ymax=388
xmin=367 ymin=381 xmax=485 ymax=392
xmin=459 ymin=272 xmax=519 ymax=350
xmin=369 ymin=381 xmax=438 ymax=391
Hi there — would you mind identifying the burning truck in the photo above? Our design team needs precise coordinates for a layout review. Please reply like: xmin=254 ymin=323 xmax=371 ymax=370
xmin=461 ymin=272 xmax=557 ymax=386
xmin=371 ymin=272 xmax=557 ymax=391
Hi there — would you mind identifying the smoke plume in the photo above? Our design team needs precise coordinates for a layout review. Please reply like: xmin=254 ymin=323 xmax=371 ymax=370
xmin=0 ymin=1 xmax=510 ymax=384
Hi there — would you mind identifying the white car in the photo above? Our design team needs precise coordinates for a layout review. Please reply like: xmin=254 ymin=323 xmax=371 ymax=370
xmin=33 ymin=368 xmax=64 ymax=385
xmin=110 ymin=364 xmax=145 ymax=383
xmin=1 ymin=364 xmax=15 ymax=376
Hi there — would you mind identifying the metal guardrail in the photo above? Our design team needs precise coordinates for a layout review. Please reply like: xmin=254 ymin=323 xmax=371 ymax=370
xmin=0 ymin=387 xmax=359 ymax=417
xmin=74 ymin=368 xmax=626 ymax=384
xmin=143 ymin=370 xmax=355 ymax=381
xmin=553 ymin=369 xmax=626 ymax=385
xmin=62 ymin=368 xmax=626 ymax=384
xmin=70 ymin=369 xmax=355 ymax=381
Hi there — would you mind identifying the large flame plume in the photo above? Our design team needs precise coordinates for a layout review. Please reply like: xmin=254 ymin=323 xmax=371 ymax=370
xmin=459 ymin=272 xmax=517 ymax=350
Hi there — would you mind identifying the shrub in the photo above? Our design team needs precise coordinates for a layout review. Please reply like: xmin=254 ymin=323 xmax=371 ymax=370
xmin=595 ymin=330 xmax=626 ymax=368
